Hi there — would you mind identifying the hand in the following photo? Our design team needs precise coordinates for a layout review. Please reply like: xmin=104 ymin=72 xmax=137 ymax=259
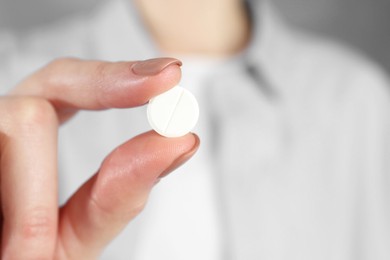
xmin=0 ymin=57 xmax=199 ymax=259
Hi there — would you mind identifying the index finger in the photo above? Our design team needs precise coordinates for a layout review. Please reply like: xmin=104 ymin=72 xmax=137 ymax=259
xmin=8 ymin=57 xmax=182 ymax=122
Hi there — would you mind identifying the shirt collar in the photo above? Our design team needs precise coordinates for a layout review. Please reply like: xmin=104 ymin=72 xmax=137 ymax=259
xmin=245 ymin=1 xmax=292 ymax=64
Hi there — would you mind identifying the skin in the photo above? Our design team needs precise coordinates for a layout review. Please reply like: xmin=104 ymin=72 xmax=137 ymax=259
xmin=134 ymin=0 xmax=251 ymax=56
xmin=0 ymin=0 xmax=251 ymax=258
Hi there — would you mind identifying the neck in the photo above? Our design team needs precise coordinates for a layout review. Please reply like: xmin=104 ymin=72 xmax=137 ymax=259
xmin=133 ymin=0 xmax=251 ymax=57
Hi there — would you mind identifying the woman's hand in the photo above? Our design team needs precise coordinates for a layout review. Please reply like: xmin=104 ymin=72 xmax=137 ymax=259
xmin=0 ymin=57 xmax=199 ymax=259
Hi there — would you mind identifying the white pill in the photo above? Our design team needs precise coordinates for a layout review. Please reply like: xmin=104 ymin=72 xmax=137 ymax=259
xmin=147 ymin=86 xmax=199 ymax=138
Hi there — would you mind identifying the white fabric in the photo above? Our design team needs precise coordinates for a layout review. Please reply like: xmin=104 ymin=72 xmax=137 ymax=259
xmin=0 ymin=0 xmax=390 ymax=259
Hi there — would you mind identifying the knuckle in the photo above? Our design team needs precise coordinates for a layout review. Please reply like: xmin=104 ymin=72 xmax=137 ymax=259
xmin=94 ymin=61 xmax=110 ymax=78
xmin=20 ymin=207 xmax=55 ymax=240
xmin=94 ymin=61 xmax=120 ymax=108
xmin=46 ymin=57 xmax=77 ymax=70
xmin=123 ymin=202 xmax=146 ymax=220
xmin=40 ymin=57 xmax=78 ymax=86
xmin=127 ymin=202 xmax=147 ymax=218
xmin=89 ymin=189 xmax=147 ymax=224
xmin=10 ymin=97 xmax=57 ymax=131
xmin=104 ymin=147 xmax=145 ymax=183
xmin=94 ymin=63 xmax=110 ymax=106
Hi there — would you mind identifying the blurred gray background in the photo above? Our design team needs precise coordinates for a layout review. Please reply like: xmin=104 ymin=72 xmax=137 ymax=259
xmin=1 ymin=0 xmax=390 ymax=73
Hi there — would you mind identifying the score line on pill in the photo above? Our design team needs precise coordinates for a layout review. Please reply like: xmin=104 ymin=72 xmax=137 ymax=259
xmin=147 ymin=85 xmax=199 ymax=138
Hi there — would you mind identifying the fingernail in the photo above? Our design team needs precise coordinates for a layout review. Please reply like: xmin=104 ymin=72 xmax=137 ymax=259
xmin=132 ymin=57 xmax=182 ymax=76
xmin=159 ymin=134 xmax=200 ymax=178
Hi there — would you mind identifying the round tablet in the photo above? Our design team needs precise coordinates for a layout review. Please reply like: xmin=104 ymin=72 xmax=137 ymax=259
xmin=147 ymin=86 xmax=199 ymax=138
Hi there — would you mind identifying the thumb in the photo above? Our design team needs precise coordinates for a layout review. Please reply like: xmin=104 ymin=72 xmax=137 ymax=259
xmin=56 ymin=131 xmax=199 ymax=259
